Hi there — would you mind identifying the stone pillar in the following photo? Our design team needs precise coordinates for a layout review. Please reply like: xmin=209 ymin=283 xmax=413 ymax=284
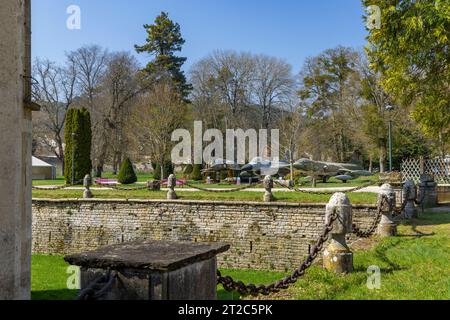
xmin=83 ymin=175 xmax=93 ymax=199
xmin=167 ymin=174 xmax=178 ymax=200
xmin=0 ymin=0 xmax=34 ymax=300
xmin=323 ymin=193 xmax=353 ymax=274
xmin=377 ymin=184 xmax=397 ymax=237
xmin=418 ymin=174 xmax=438 ymax=208
xmin=403 ymin=180 xmax=417 ymax=219
xmin=263 ymin=175 xmax=274 ymax=202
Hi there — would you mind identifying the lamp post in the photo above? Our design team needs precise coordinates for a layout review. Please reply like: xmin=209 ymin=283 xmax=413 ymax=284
xmin=71 ymin=132 xmax=76 ymax=185
xmin=386 ymin=105 xmax=394 ymax=172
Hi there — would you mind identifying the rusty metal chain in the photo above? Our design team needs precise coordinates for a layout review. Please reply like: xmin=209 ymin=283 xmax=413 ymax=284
xmin=352 ymin=194 xmax=387 ymax=238
xmin=102 ymin=184 xmax=148 ymax=191
xmin=184 ymin=181 xmax=263 ymax=193
xmin=274 ymin=180 xmax=378 ymax=195
xmin=76 ymin=270 xmax=118 ymax=300
xmin=217 ymin=209 xmax=338 ymax=296
xmin=32 ymin=185 xmax=71 ymax=191
xmin=392 ymin=194 xmax=409 ymax=217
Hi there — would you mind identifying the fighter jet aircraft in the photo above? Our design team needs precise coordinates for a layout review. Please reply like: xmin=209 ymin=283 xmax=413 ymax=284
xmin=201 ymin=158 xmax=241 ymax=175
xmin=293 ymin=158 xmax=372 ymax=183
xmin=240 ymin=157 xmax=291 ymax=178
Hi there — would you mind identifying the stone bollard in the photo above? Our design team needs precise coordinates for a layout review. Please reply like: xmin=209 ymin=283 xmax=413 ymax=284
xmin=167 ymin=174 xmax=178 ymax=200
xmin=403 ymin=180 xmax=418 ymax=219
xmin=83 ymin=174 xmax=93 ymax=199
xmin=263 ymin=175 xmax=274 ymax=202
xmin=418 ymin=174 xmax=438 ymax=208
xmin=323 ymin=193 xmax=353 ymax=274
xmin=377 ymin=183 xmax=397 ymax=237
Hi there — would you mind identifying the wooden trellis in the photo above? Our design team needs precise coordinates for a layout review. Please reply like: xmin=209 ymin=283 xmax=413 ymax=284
xmin=401 ymin=158 xmax=450 ymax=184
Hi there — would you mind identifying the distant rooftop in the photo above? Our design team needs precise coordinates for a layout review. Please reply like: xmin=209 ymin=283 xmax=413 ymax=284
xmin=32 ymin=156 xmax=53 ymax=167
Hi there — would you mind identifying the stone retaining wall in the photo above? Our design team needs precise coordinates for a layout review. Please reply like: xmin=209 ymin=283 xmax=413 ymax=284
xmin=32 ymin=198 xmax=377 ymax=271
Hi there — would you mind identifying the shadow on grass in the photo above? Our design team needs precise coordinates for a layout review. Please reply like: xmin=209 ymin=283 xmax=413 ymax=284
xmin=401 ymin=212 xmax=450 ymax=227
xmin=353 ymin=238 xmax=407 ymax=274
xmin=31 ymin=289 xmax=77 ymax=301
xmin=217 ymin=288 xmax=242 ymax=301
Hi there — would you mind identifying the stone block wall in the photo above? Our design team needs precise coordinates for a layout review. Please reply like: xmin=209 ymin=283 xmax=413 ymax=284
xmin=32 ymin=199 xmax=376 ymax=271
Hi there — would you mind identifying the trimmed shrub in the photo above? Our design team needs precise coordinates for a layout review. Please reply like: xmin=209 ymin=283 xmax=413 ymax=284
xmin=117 ymin=158 xmax=138 ymax=184
xmin=64 ymin=108 xmax=92 ymax=184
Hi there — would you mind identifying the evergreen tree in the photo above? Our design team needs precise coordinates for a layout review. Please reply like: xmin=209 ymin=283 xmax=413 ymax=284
xmin=64 ymin=108 xmax=92 ymax=184
xmin=135 ymin=11 xmax=192 ymax=99
xmin=117 ymin=158 xmax=138 ymax=184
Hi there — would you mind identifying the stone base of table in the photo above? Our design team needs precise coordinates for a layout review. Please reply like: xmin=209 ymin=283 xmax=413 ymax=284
xmin=65 ymin=240 xmax=229 ymax=300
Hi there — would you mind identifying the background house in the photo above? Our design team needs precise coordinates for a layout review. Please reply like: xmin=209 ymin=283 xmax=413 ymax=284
xmin=32 ymin=156 xmax=56 ymax=180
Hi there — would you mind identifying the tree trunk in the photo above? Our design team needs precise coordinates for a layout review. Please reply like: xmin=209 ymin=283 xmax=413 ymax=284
xmin=160 ymin=156 xmax=165 ymax=181
xmin=368 ymin=155 xmax=373 ymax=173
xmin=95 ymin=165 xmax=103 ymax=178
xmin=379 ymin=144 xmax=387 ymax=174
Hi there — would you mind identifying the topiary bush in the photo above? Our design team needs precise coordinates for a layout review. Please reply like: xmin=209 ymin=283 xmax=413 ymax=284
xmin=117 ymin=158 xmax=138 ymax=184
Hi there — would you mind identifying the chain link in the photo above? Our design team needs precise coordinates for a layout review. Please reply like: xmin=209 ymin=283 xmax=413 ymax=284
xmin=102 ymin=184 xmax=149 ymax=191
xmin=217 ymin=209 xmax=338 ymax=296
xmin=184 ymin=181 xmax=263 ymax=193
xmin=352 ymin=194 xmax=387 ymax=238
xmin=32 ymin=185 xmax=71 ymax=191
xmin=274 ymin=180 xmax=379 ymax=195
xmin=76 ymin=270 xmax=117 ymax=300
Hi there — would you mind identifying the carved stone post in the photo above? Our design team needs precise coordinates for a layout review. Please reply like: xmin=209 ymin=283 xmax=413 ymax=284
xmin=377 ymin=183 xmax=397 ymax=237
xmin=323 ymin=193 xmax=353 ymax=274
xmin=83 ymin=174 xmax=93 ymax=198
xmin=167 ymin=174 xmax=178 ymax=200
xmin=263 ymin=175 xmax=274 ymax=202
xmin=403 ymin=180 xmax=417 ymax=219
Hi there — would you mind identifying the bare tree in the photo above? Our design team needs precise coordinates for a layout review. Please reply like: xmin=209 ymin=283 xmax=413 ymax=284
xmin=129 ymin=79 xmax=188 ymax=179
xmin=94 ymin=52 xmax=140 ymax=176
xmin=202 ymin=51 xmax=256 ymax=128
xmin=355 ymin=54 xmax=392 ymax=173
xmin=189 ymin=58 xmax=227 ymax=131
xmin=66 ymin=45 xmax=109 ymax=112
xmin=277 ymin=97 xmax=304 ymax=178
xmin=253 ymin=55 xmax=295 ymax=130
xmin=32 ymin=58 xmax=77 ymax=174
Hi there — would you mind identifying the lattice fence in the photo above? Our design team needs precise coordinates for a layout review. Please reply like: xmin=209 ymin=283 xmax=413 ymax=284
xmin=401 ymin=158 xmax=450 ymax=184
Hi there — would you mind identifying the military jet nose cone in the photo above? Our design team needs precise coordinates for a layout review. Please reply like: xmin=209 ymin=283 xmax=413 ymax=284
xmin=241 ymin=164 xmax=253 ymax=172
xmin=293 ymin=161 xmax=303 ymax=169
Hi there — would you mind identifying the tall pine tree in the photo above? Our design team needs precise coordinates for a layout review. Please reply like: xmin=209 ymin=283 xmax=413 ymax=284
xmin=135 ymin=11 xmax=192 ymax=99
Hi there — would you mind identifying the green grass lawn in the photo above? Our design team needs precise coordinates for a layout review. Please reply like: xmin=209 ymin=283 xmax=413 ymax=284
xmin=32 ymin=172 xmax=379 ymax=189
xmin=31 ymin=210 xmax=450 ymax=300
xmin=31 ymin=255 xmax=78 ymax=300
xmin=218 ymin=210 xmax=450 ymax=300
xmin=32 ymin=172 xmax=155 ymax=186
xmin=32 ymin=189 xmax=377 ymax=205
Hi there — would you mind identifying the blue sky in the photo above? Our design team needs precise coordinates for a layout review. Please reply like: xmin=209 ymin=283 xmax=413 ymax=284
xmin=32 ymin=0 xmax=369 ymax=74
